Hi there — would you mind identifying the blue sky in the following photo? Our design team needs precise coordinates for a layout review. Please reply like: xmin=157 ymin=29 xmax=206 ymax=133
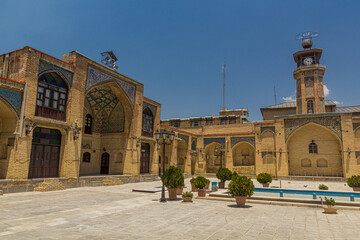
xmin=2 ymin=0 xmax=360 ymax=121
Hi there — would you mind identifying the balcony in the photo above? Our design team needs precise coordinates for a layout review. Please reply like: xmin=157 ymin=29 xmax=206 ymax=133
xmin=293 ymin=64 xmax=326 ymax=73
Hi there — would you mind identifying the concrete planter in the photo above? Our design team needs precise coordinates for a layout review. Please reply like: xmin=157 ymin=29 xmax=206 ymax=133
xmin=168 ymin=188 xmax=177 ymax=200
xmin=176 ymin=186 xmax=184 ymax=195
xmin=198 ymin=189 xmax=206 ymax=197
xmin=182 ymin=196 xmax=193 ymax=202
xmin=353 ymin=187 xmax=360 ymax=192
xmin=218 ymin=182 xmax=225 ymax=189
xmin=323 ymin=206 xmax=338 ymax=214
xmin=262 ymin=183 xmax=270 ymax=188
xmin=235 ymin=196 xmax=247 ymax=207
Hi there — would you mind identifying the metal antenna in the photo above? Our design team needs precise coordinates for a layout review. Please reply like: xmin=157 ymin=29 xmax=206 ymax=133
xmin=274 ymin=84 xmax=277 ymax=105
xmin=222 ymin=62 xmax=226 ymax=110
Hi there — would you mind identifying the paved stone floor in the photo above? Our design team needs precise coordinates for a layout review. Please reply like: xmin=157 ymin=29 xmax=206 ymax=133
xmin=1 ymin=179 xmax=360 ymax=240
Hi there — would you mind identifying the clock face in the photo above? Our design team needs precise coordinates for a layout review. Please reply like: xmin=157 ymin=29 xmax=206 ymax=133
xmin=303 ymin=57 xmax=313 ymax=65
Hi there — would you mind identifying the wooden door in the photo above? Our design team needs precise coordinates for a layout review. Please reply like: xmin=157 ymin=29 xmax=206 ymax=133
xmin=140 ymin=143 xmax=150 ymax=174
xmin=101 ymin=153 xmax=110 ymax=174
xmin=29 ymin=128 xmax=61 ymax=178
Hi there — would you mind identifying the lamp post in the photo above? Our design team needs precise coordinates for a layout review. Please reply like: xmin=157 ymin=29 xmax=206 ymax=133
xmin=214 ymin=146 xmax=225 ymax=169
xmin=155 ymin=130 xmax=175 ymax=203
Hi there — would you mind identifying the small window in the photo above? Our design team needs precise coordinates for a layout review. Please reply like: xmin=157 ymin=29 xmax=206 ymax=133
xmin=85 ymin=114 xmax=92 ymax=134
xmin=220 ymin=119 xmax=227 ymax=125
xmin=309 ymin=141 xmax=318 ymax=154
xmin=229 ymin=118 xmax=236 ymax=124
xmin=191 ymin=121 xmax=201 ymax=127
xmin=83 ymin=152 xmax=91 ymax=162
xmin=206 ymin=120 xmax=213 ymax=126
xmin=170 ymin=121 xmax=180 ymax=128
xmin=307 ymin=100 xmax=314 ymax=113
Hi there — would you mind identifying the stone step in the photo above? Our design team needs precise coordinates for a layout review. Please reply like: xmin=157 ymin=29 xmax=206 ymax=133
xmin=34 ymin=179 xmax=66 ymax=192
xmin=102 ymin=178 xmax=123 ymax=186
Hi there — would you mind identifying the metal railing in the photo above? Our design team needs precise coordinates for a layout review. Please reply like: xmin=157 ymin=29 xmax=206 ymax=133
xmin=293 ymin=64 xmax=326 ymax=73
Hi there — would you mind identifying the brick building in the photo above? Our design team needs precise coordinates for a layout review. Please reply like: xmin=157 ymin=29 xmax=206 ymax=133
xmin=0 ymin=46 xmax=161 ymax=181
xmin=160 ymin=40 xmax=360 ymax=178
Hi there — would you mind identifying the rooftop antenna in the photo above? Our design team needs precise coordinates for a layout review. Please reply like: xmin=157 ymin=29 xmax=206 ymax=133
xmin=296 ymin=31 xmax=319 ymax=49
xmin=101 ymin=51 xmax=119 ymax=70
xmin=274 ymin=84 xmax=277 ymax=105
xmin=222 ymin=62 xmax=226 ymax=110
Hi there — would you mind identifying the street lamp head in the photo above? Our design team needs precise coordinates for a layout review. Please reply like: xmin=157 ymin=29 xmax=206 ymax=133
xmin=155 ymin=130 xmax=161 ymax=141
xmin=169 ymin=131 xmax=175 ymax=142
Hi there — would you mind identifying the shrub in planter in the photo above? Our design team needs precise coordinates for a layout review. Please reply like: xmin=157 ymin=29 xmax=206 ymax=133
xmin=190 ymin=177 xmax=197 ymax=192
xmin=216 ymin=168 xmax=232 ymax=188
xmin=182 ymin=191 xmax=193 ymax=202
xmin=256 ymin=173 xmax=272 ymax=187
xmin=195 ymin=176 xmax=208 ymax=197
xmin=319 ymin=184 xmax=329 ymax=190
xmin=232 ymin=171 xmax=239 ymax=180
xmin=323 ymin=197 xmax=337 ymax=214
xmin=347 ymin=175 xmax=360 ymax=191
xmin=228 ymin=175 xmax=255 ymax=207
xmin=164 ymin=166 xmax=185 ymax=200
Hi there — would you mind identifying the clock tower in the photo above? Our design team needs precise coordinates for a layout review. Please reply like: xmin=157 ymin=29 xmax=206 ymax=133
xmin=293 ymin=36 xmax=326 ymax=114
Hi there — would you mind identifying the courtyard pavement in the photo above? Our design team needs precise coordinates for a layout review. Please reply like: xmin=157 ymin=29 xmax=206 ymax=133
xmin=0 ymin=179 xmax=360 ymax=240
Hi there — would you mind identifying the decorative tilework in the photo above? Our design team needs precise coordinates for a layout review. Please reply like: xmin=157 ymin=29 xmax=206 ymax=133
xmin=39 ymin=61 xmax=73 ymax=86
xmin=143 ymin=102 xmax=157 ymax=115
xmin=86 ymin=88 xmax=119 ymax=117
xmin=87 ymin=67 xmax=136 ymax=104
xmin=353 ymin=123 xmax=360 ymax=131
xmin=204 ymin=138 xmax=225 ymax=148
xmin=260 ymin=127 xmax=275 ymax=134
xmin=0 ymin=88 xmax=22 ymax=117
xmin=231 ymin=137 xmax=255 ymax=148
xmin=284 ymin=116 xmax=342 ymax=142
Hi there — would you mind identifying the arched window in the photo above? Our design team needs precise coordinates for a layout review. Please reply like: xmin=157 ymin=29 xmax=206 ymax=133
xmin=142 ymin=108 xmax=154 ymax=137
xmin=85 ymin=114 xmax=92 ymax=134
xmin=309 ymin=141 xmax=318 ymax=154
xmin=36 ymin=72 xmax=68 ymax=121
xmin=83 ymin=152 xmax=91 ymax=162
xmin=307 ymin=100 xmax=314 ymax=114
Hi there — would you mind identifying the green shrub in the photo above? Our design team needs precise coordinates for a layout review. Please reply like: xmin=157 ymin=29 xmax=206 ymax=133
xmin=228 ymin=175 xmax=255 ymax=197
xmin=325 ymin=197 xmax=335 ymax=207
xmin=163 ymin=166 xmax=184 ymax=189
xmin=190 ymin=177 xmax=196 ymax=183
xmin=194 ymin=176 xmax=208 ymax=189
xmin=216 ymin=168 xmax=233 ymax=183
xmin=347 ymin=175 xmax=360 ymax=188
xmin=232 ymin=171 xmax=239 ymax=180
xmin=182 ymin=191 xmax=193 ymax=198
xmin=256 ymin=173 xmax=272 ymax=184
xmin=319 ymin=184 xmax=328 ymax=190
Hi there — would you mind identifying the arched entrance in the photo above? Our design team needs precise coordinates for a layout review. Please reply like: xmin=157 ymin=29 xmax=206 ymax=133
xmin=29 ymin=127 xmax=61 ymax=178
xmin=205 ymin=142 xmax=223 ymax=173
xmin=232 ymin=142 xmax=255 ymax=175
xmin=140 ymin=143 xmax=150 ymax=174
xmin=101 ymin=152 xmax=110 ymax=174
xmin=287 ymin=123 xmax=343 ymax=177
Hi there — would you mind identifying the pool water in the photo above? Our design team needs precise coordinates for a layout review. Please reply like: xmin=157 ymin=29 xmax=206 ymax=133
xmin=227 ymin=188 xmax=360 ymax=202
